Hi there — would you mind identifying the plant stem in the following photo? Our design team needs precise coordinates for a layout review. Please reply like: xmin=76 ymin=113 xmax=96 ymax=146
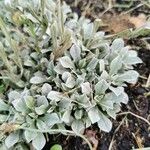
xmin=19 ymin=127 xmax=93 ymax=150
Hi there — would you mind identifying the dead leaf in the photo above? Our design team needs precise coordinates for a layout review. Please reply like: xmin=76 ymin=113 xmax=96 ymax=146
xmin=102 ymin=13 xmax=147 ymax=34
xmin=85 ymin=130 xmax=99 ymax=150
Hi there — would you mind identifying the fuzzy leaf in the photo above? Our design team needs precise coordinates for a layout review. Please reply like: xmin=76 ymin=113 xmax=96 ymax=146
xmin=95 ymin=79 xmax=109 ymax=95
xmin=111 ymin=38 xmax=124 ymax=52
xmin=88 ymin=107 xmax=100 ymax=124
xmin=59 ymin=56 xmax=74 ymax=69
xmin=117 ymin=70 xmax=139 ymax=84
xmin=32 ymin=133 xmax=46 ymax=150
xmin=70 ymin=44 xmax=81 ymax=61
xmin=81 ymin=82 xmax=92 ymax=95
xmin=71 ymin=120 xmax=85 ymax=133
xmin=41 ymin=113 xmax=60 ymax=126
xmin=110 ymin=56 xmax=122 ymax=75
xmin=98 ymin=112 xmax=112 ymax=132
xmin=5 ymin=132 xmax=19 ymax=148
xmin=24 ymin=130 xmax=37 ymax=143
xmin=0 ymin=99 xmax=9 ymax=111
xmin=30 ymin=76 xmax=46 ymax=84
xmin=87 ymin=57 xmax=98 ymax=70
xmin=41 ymin=83 xmax=52 ymax=96
xmin=47 ymin=91 xmax=63 ymax=101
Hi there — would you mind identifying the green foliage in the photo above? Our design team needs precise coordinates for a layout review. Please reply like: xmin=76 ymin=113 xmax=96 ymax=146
xmin=50 ymin=144 xmax=62 ymax=150
xmin=0 ymin=0 xmax=142 ymax=149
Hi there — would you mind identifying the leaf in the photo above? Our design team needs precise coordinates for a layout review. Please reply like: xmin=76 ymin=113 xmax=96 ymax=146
xmin=5 ymin=132 xmax=19 ymax=148
xmin=59 ymin=56 xmax=74 ymax=69
xmin=30 ymin=76 xmax=46 ymax=84
xmin=65 ymin=76 xmax=76 ymax=88
xmin=70 ymin=44 xmax=81 ymax=61
xmin=41 ymin=83 xmax=52 ymax=96
xmin=71 ymin=120 xmax=85 ymax=133
xmin=88 ymin=107 xmax=100 ymax=124
xmin=25 ymin=96 xmax=35 ymax=109
xmin=95 ymin=79 xmax=109 ymax=95
xmin=81 ymin=82 xmax=92 ymax=95
xmin=8 ymin=91 xmax=20 ymax=102
xmin=50 ymin=144 xmax=62 ymax=150
xmin=47 ymin=61 xmax=56 ymax=76
xmin=62 ymin=110 xmax=71 ymax=124
xmin=32 ymin=133 xmax=46 ymax=150
xmin=109 ymin=86 xmax=124 ymax=96
xmin=74 ymin=110 xmax=83 ymax=120
xmin=12 ymin=98 xmax=28 ymax=113
xmin=87 ymin=57 xmax=98 ymax=70
xmin=36 ymin=119 xmax=47 ymax=130
xmin=24 ymin=130 xmax=37 ymax=143
xmin=97 ymin=111 xmax=112 ymax=132
xmin=47 ymin=91 xmax=63 ymax=102
xmin=99 ymin=59 xmax=105 ymax=72
xmin=110 ymin=56 xmax=122 ymax=75
xmin=0 ymin=99 xmax=9 ymax=111
xmin=117 ymin=70 xmax=139 ymax=84
xmin=35 ymin=105 xmax=47 ymax=115
xmin=100 ymin=95 xmax=114 ymax=110
xmin=112 ymin=92 xmax=129 ymax=104
xmin=41 ymin=113 xmax=60 ymax=126
xmin=111 ymin=38 xmax=124 ymax=52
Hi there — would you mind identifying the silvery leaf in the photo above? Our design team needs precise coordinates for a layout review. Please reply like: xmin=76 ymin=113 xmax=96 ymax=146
xmin=74 ymin=109 xmax=83 ymax=120
xmin=37 ymin=96 xmax=49 ymax=107
xmin=100 ymin=95 xmax=114 ymax=110
xmin=59 ymin=56 xmax=74 ymax=69
xmin=70 ymin=44 xmax=81 ymax=61
xmin=99 ymin=59 xmax=105 ymax=72
xmin=62 ymin=72 xmax=71 ymax=82
xmin=87 ymin=57 xmax=98 ymax=70
xmin=41 ymin=83 xmax=52 ymax=96
xmin=109 ymin=86 xmax=124 ymax=96
xmin=24 ymin=130 xmax=37 ymax=143
xmin=32 ymin=133 xmax=46 ymax=150
xmin=88 ymin=107 xmax=100 ymax=124
xmin=110 ymin=56 xmax=122 ymax=75
xmin=95 ymin=79 xmax=109 ymax=95
xmin=112 ymin=92 xmax=129 ymax=104
xmin=54 ymin=63 xmax=67 ymax=74
xmin=62 ymin=110 xmax=71 ymax=124
xmin=65 ymin=76 xmax=76 ymax=88
xmin=81 ymin=82 xmax=92 ymax=95
xmin=12 ymin=98 xmax=28 ymax=113
xmin=111 ymin=38 xmax=124 ymax=52
xmin=116 ymin=70 xmax=139 ymax=84
xmin=24 ymin=96 xmax=35 ymax=109
xmin=78 ymin=58 xmax=86 ymax=68
xmin=47 ymin=91 xmax=63 ymax=102
xmin=30 ymin=76 xmax=46 ymax=84
xmin=107 ymin=109 xmax=117 ymax=119
xmin=0 ymin=99 xmax=9 ymax=111
xmin=47 ymin=61 xmax=56 ymax=76
xmin=36 ymin=119 xmax=47 ymax=130
xmin=98 ymin=111 xmax=112 ymax=132
xmin=35 ymin=105 xmax=47 ymax=115
xmin=71 ymin=120 xmax=85 ymax=134
xmin=8 ymin=91 xmax=20 ymax=102
xmin=41 ymin=113 xmax=60 ymax=126
xmin=5 ymin=132 xmax=19 ymax=148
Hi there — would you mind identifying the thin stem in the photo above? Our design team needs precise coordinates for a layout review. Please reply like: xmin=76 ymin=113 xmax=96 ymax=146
xmin=118 ymin=111 xmax=150 ymax=126
xmin=19 ymin=127 xmax=93 ymax=150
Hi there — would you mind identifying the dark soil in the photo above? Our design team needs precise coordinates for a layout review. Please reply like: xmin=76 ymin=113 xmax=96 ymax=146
xmin=44 ymin=1 xmax=150 ymax=150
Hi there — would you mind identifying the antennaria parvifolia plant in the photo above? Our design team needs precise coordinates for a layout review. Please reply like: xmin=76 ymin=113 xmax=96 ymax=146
xmin=0 ymin=0 xmax=142 ymax=149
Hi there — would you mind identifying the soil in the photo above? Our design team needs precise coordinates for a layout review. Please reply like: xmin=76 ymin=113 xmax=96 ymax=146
xmin=44 ymin=1 xmax=150 ymax=150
